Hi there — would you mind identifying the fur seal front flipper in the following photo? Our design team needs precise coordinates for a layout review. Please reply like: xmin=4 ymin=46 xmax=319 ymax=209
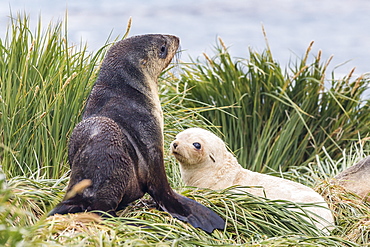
xmin=151 ymin=189 xmax=224 ymax=233
xmin=49 ymin=34 xmax=225 ymax=233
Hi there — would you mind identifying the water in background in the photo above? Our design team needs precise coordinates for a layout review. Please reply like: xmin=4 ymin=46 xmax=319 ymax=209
xmin=1 ymin=0 xmax=370 ymax=77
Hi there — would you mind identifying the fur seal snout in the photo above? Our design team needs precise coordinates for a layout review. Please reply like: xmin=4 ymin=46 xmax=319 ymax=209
xmin=49 ymin=34 xmax=224 ymax=233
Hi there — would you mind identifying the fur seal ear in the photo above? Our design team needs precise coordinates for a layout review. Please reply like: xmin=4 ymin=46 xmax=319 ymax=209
xmin=209 ymin=153 xmax=216 ymax=163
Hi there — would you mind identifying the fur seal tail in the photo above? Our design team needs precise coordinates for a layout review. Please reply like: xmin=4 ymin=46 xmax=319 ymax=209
xmin=152 ymin=190 xmax=225 ymax=233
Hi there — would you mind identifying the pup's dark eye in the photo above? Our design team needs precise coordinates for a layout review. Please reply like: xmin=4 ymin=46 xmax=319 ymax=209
xmin=193 ymin=142 xmax=201 ymax=150
xmin=159 ymin=45 xmax=167 ymax=58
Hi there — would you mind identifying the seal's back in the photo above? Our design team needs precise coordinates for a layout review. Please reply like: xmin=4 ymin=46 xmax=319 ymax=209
xmin=49 ymin=34 xmax=225 ymax=234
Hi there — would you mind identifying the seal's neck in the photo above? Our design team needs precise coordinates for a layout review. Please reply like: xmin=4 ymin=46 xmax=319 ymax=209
xmin=96 ymin=61 xmax=160 ymax=96
xmin=180 ymin=163 xmax=217 ymax=187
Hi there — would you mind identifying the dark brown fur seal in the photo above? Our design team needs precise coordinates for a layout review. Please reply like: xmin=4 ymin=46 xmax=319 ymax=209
xmin=48 ymin=34 xmax=225 ymax=233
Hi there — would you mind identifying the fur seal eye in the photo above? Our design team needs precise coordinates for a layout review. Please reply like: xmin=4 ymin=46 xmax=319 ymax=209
xmin=193 ymin=142 xmax=201 ymax=150
xmin=159 ymin=45 xmax=168 ymax=58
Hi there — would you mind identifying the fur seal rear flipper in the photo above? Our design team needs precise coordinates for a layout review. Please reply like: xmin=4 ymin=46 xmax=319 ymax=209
xmin=48 ymin=34 xmax=225 ymax=233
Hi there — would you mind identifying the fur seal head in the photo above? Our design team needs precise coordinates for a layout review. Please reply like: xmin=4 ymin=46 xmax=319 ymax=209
xmin=99 ymin=34 xmax=179 ymax=88
xmin=171 ymin=128 xmax=229 ymax=168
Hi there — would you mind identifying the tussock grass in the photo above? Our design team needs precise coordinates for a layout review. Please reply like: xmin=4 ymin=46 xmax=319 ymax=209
xmin=0 ymin=14 xmax=109 ymax=179
xmin=1 ymin=13 xmax=370 ymax=246
xmin=0 ymin=171 xmax=31 ymax=246
xmin=6 ymin=173 xmax=68 ymax=224
xmin=3 ymin=172 xmax=366 ymax=246
xmin=179 ymin=38 xmax=370 ymax=173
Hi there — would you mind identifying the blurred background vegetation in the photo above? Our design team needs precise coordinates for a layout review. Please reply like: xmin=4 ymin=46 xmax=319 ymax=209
xmin=180 ymin=38 xmax=370 ymax=173
xmin=0 ymin=14 xmax=369 ymax=246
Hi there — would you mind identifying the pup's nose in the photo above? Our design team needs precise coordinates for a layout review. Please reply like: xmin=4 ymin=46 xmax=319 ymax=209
xmin=172 ymin=142 xmax=178 ymax=149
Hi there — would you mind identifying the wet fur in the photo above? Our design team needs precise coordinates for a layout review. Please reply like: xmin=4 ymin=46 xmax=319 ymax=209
xmin=49 ymin=35 xmax=224 ymax=233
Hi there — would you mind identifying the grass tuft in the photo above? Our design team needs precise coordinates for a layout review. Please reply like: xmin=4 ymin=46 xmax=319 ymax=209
xmin=1 ymin=12 xmax=370 ymax=246
xmin=0 ymin=14 xmax=109 ymax=179
xmin=179 ymin=38 xmax=370 ymax=173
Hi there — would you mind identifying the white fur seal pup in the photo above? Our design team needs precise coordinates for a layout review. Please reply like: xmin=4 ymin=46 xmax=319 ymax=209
xmin=48 ymin=35 xmax=224 ymax=233
xmin=171 ymin=127 xmax=334 ymax=231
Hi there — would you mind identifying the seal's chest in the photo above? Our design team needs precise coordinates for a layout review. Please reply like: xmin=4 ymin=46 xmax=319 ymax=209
xmin=152 ymin=102 xmax=164 ymax=129
xmin=146 ymin=82 xmax=163 ymax=128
